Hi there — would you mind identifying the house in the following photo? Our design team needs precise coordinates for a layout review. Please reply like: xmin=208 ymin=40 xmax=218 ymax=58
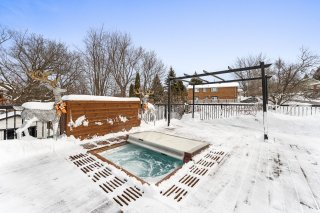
xmin=187 ymin=82 xmax=239 ymax=103
xmin=0 ymin=86 xmax=10 ymax=105
xmin=0 ymin=110 xmax=51 ymax=140
xmin=303 ymin=78 xmax=320 ymax=97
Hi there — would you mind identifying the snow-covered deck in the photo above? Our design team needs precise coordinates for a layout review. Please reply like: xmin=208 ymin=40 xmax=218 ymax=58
xmin=0 ymin=112 xmax=319 ymax=212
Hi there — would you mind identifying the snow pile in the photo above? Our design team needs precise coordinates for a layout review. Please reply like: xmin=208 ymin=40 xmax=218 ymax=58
xmin=95 ymin=121 xmax=103 ymax=126
xmin=21 ymin=102 xmax=54 ymax=110
xmin=62 ymin=95 xmax=140 ymax=102
xmin=68 ymin=115 xmax=89 ymax=129
xmin=119 ymin=115 xmax=128 ymax=123
xmin=107 ymin=118 xmax=114 ymax=125
xmin=145 ymin=102 xmax=156 ymax=110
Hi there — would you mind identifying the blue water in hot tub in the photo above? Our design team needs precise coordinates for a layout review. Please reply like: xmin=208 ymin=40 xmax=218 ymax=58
xmin=100 ymin=143 xmax=183 ymax=182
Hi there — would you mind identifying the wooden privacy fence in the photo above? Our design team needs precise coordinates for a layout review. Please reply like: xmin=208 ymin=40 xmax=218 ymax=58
xmin=60 ymin=95 xmax=141 ymax=140
xmin=268 ymin=105 xmax=320 ymax=116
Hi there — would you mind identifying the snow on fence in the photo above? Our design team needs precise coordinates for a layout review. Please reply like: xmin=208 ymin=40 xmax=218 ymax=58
xmin=268 ymin=105 xmax=320 ymax=116
xmin=150 ymin=103 xmax=320 ymax=122
xmin=141 ymin=104 xmax=183 ymax=123
xmin=196 ymin=103 xmax=261 ymax=120
xmin=146 ymin=103 xmax=261 ymax=122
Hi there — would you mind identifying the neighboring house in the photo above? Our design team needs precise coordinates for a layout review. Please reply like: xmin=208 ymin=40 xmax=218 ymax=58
xmin=0 ymin=111 xmax=51 ymax=140
xmin=303 ymin=78 xmax=320 ymax=96
xmin=187 ymin=82 xmax=239 ymax=103
xmin=0 ymin=86 xmax=10 ymax=105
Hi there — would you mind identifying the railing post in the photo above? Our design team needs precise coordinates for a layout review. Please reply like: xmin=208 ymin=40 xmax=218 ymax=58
xmin=192 ymin=84 xmax=195 ymax=118
xmin=14 ymin=109 xmax=16 ymax=139
xmin=261 ymin=62 xmax=268 ymax=141
xmin=5 ymin=108 xmax=8 ymax=140
xmin=167 ymin=79 xmax=171 ymax=126
xmin=164 ymin=105 xmax=167 ymax=120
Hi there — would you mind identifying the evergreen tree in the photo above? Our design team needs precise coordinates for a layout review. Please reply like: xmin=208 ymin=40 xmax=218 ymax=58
xmin=134 ymin=72 xmax=141 ymax=97
xmin=151 ymin=74 xmax=164 ymax=103
xmin=190 ymin=77 xmax=203 ymax=84
xmin=164 ymin=67 xmax=187 ymax=103
xmin=165 ymin=66 xmax=176 ymax=87
xmin=129 ymin=84 xmax=135 ymax=97
xmin=175 ymin=80 xmax=188 ymax=102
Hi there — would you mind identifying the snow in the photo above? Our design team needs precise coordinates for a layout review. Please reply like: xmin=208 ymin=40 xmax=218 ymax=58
xmin=0 ymin=111 xmax=21 ymax=120
xmin=107 ymin=118 xmax=114 ymax=125
xmin=95 ymin=121 xmax=103 ymax=126
xmin=119 ymin=115 xmax=128 ymax=123
xmin=146 ymin=102 xmax=156 ymax=110
xmin=68 ymin=115 xmax=89 ymax=129
xmin=187 ymin=82 xmax=239 ymax=89
xmin=1 ymin=112 xmax=320 ymax=212
xmin=21 ymin=102 xmax=54 ymax=110
xmin=62 ymin=95 xmax=140 ymax=102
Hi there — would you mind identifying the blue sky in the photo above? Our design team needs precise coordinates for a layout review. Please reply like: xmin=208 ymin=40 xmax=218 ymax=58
xmin=0 ymin=0 xmax=319 ymax=76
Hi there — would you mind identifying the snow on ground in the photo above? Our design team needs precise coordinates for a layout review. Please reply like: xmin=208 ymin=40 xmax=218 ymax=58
xmin=0 ymin=112 xmax=319 ymax=212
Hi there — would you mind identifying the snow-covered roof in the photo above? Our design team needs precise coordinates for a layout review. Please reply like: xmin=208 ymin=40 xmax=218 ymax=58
xmin=302 ymin=78 xmax=320 ymax=86
xmin=62 ymin=95 xmax=140 ymax=102
xmin=187 ymin=82 xmax=239 ymax=89
xmin=0 ymin=111 xmax=22 ymax=120
xmin=22 ymin=102 xmax=54 ymax=110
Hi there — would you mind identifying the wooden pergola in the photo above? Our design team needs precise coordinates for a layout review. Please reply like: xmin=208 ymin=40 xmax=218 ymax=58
xmin=167 ymin=62 xmax=272 ymax=141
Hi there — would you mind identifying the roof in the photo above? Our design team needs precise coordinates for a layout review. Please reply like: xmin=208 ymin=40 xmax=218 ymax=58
xmin=187 ymin=82 xmax=239 ymax=89
xmin=302 ymin=78 xmax=320 ymax=86
xmin=0 ymin=111 xmax=22 ymax=121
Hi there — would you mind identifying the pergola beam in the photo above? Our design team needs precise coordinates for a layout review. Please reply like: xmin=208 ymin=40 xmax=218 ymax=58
xmin=171 ymin=64 xmax=272 ymax=80
xmin=203 ymin=70 xmax=225 ymax=81
xmin=193 ymin=76 xmax=272 ymax=85
xmin=181 ymin=79 xmax=191 ymax=83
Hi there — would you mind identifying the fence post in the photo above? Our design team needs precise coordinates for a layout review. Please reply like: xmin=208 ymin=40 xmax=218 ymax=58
xmin=261 ymin=62 xmax=268 ymax=141
xmin=164 ymin=105 xmax=167 ymax=120
xmin=192 ymin=84 xmax=195 ymax=118
xmin=167 ymin=79 xmax=171 ymax=126
xmin=5 ymin=108 xmax=8 ymax=140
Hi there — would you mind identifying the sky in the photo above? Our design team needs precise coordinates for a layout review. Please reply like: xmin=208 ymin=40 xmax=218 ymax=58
xmin=0 ymin=0 xmax=319 ymax=77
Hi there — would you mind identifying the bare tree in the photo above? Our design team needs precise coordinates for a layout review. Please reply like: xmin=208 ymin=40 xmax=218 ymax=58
xmin=139 ymin=50 xmax=166 ymax=92
xmin=232 ymin=53 xmax=270 ymax=96
xmin=108 ymin=32 xmax=143 ymax=97
xmin=0 ymin=32 xmax=85 ymax=104
xmin=269 ymin=48 xmax=320 ymax=105
xmin=82 ymin=27 xmax=113 ymax=96
xmin=0 ymin=26 xmax=12 ymax=45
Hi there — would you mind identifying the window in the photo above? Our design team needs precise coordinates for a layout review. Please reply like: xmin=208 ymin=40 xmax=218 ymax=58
xmin=202 ymin=88 xmax=206 ymax=92
xmin=211 ymin=87 xmax=218 ymax=92
xmin=195 ymin=88 xmax=199 ymax=92
xmin=204 ymin=96 xmax=209 ymax=103
xmin=195 ymin=97 xmax=199 ymax=103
